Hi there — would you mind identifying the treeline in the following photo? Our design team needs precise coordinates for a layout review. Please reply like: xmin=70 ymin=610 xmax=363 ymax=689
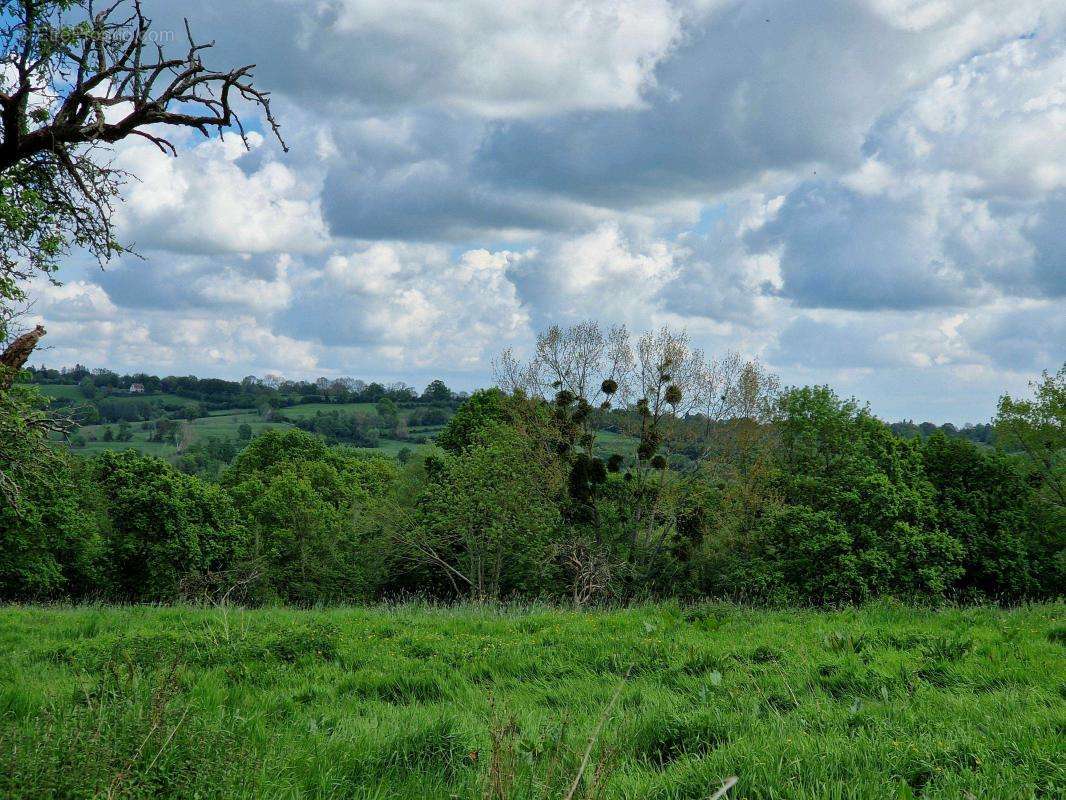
xmin=279 ymin=401 xmax=452 ymax=447
xmin=27 ymin=365 xmax=465 ymax=421
xmin=3 ymin=324 xmax=1062 ymax=606
xmin=889 ymin=420 xmax=995 ymax=446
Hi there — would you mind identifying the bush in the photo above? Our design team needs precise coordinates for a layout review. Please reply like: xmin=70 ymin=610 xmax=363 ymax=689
xmin=90 ymin=451 xmax=247 ymax=601
xmin=436 ymin=388 xmax=514 ymax=453
xmin=412 ymin=423 xmax=564 ymax=599
xmin=0 ymin=454 xmax=104 ymax=600
xmin=702 ymin=388 xmax=966 ymax=603
xmin=922 ymin=433 xmax=1055 ymax=598
xmin=222 ymin=428 xmax=400 ymax=603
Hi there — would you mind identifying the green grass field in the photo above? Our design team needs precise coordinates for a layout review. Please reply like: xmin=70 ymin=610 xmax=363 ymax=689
xmin=186 ymin=410 xmax=289 ymax=441
xmin=359 ymin=438 xmax=439 ymax=458
xmin=1 ymin=603 xmax=1061 ymax=799
xmin=71 ymin=436 xmax=176 ymax=457
xmin=594 ymin=430 xmax=639 ymax=460
xmin=278 ymin=402 xmax=383 ymax=420
xmin=36 ymin=384 xmax=87 ymax=401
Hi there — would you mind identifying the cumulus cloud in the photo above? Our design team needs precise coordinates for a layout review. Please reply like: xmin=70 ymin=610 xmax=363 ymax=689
xmin=474 ymin=0 xmax=1059 ymax=205
xmin=114 ymin=133 xmax=329 ymax=255
xmin=508 ymin=224 xmax=678 ymax=329
xmin=767 ymin=311 xmax=972 ymax=370
xmin=141 ymin=0 xmax=684 ymax=118
xmin=747 ymin=22 xmax=1066 ymax=312
xmin=745 ymin=175 xmax=1034 ymax=310
xmin=23 ymin=0 xmax=1066 ymax=422
xmin=281 ymin=243 xmax=533 ymax=370
xmin=963 ymin=302 xmax=1066 ymax=372
xmin=873 ymin=32 xmax=1066 ymax=196
xmin=24 ymin=278 xmax=318 ymax=376
xmin=95 ymin=253 xmax=298 ymax=314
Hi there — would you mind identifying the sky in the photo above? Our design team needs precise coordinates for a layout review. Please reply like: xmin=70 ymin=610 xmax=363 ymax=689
xmin=25 ymin=0 xmax=1066 ymax=423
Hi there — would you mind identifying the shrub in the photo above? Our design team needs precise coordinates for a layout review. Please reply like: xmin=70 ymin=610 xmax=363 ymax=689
xmin=0 ymin=454 xmax=104 ymax=599
xmin=922 ymin=433 xmax=1056 ymax=598
xmin=412 ymin=423 xmax=564 ymax=599
xmin=90 ymin=450 xmax=247 ymax=601
xmin=222 ymin=428 xmax=400 ymax=603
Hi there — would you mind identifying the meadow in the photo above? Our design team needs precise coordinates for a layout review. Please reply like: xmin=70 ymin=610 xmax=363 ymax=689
xmin=64 ymin=400 xmax=640 ymax=464
xmin=1 ymin=603 xmax=1062 ymax=799
xmin=65 ymin=406 xmax=444 ymax=460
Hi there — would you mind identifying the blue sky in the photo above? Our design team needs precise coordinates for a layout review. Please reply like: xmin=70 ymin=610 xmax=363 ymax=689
xmin=27 ymin=0 xmax=1066 ymax=423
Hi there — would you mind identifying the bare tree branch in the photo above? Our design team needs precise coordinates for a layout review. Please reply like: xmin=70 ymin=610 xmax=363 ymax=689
xmin=0 ymin=0 xmax=286 ymax=282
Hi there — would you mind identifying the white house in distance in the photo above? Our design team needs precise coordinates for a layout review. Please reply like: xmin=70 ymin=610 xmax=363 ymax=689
xmin=129 ymin=383 xmax=145 ymax=394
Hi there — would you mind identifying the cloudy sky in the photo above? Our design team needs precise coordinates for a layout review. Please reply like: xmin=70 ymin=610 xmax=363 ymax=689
xmin=28 ymin=0 xmax=1065 ymax=422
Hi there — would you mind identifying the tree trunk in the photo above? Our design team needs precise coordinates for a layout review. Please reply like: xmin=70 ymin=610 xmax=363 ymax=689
xmin=0 ymin=325 xmax=45 ymax=390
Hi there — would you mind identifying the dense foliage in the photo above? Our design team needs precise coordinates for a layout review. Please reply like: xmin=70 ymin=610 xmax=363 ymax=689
xmin=89 ymin=451 xmax=247 ymax=602
xmin=1 ymin=361 xmax=1061 ymax=604
xmin=221 ymin=429 xmax=399 ymax=604
xmin=26 ymin=363 xmax=462 ymax=414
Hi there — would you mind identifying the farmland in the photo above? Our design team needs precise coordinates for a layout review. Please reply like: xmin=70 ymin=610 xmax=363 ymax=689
xmin=1 ymin=602 xmax=1062 ymax=799
xmin=63 ymin=402 xmax=452 ymax=461
xmin=59 ymin=396 xmax=643 ymax=465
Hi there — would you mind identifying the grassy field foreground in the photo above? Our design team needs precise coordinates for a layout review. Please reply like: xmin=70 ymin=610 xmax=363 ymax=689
xmin=1 ymin=603 xmax=1063 ymax=799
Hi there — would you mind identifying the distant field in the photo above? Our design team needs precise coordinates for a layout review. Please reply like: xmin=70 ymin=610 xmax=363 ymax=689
xmin=67 ymin=411 xmax=282 ymax=459
xmin=0 ymin=602 xmax=1061 ymax=799
xmin=35 ymin=384 xmax=86 ymax=401
xmin=278 ymin=402 xmax=381 ymax=419
xmin=594 ymin=429 xmax=640 ymax=459
xmin=69 ymin=435 xmax=175 ymax=457
xmin=67 ymin=406 xmax=443 ymax=461
xmin=185 ymin=410 xmax=289 ymax=443
xmin=358 ymin=437 xmax=439 ymax=458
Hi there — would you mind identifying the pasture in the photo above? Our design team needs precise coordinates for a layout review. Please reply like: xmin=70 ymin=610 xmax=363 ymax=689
xmin=1 ymin=603 xmax=1062 ymax=799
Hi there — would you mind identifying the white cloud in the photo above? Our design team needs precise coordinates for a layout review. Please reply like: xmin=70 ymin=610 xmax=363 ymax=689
xmin=21 ymin=0 xmax=1066 ymax=423
xmin=879 ymin=34 xmax=1066 ymax=196
xmin=143 ymin=0 xmax=683 ymax=119
xmin=840 ymin=159 xmax=897 ymax=196
xmin=193 ymin=257 xmax=295 ymax=313
xmin=114 ymin=133 xmax=329 ymax=255
xmin=283 ymin=243 xmax=534 ymax=371
xmin=330 ymin=0 xmax=682 ymax=117
xmin=25 ymin=279 xmax=117 ymax=323
xmin=510 ymin=223 xmax=679 ymax=327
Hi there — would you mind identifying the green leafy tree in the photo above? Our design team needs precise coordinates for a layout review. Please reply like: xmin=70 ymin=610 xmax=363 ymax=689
xmin=421 ymin=379 xmax=454 ymax=403
xmin=437 ymin=388 xmax=522 ymax=453
xmin=77 ymin=375 xmax=95 ymax=399
xmin=222 ymin=429 xmax=399 ymax=602
xmin=0 ymin=378 xmax=67 ymax=504
xmin=922 ymin=433 xmax=1058 ymax=598
xmin=408 ymin=423 xmax=564 ymax=599
xmin=375 ymin=397 xmax=399 ymax=435
xmin=705 ymin=387 xmax=963 ymax=603
xmin=995 ymin=365 xmax=1065 ymax=510
xmin=0 ymin=451 xmax=103 ymax=599
xmin=89 ymin=450 xmax=247 ymax=600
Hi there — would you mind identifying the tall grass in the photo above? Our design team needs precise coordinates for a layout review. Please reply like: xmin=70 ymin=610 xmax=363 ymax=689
xmin=1 ymin=602 xmax=1062 ymax=799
